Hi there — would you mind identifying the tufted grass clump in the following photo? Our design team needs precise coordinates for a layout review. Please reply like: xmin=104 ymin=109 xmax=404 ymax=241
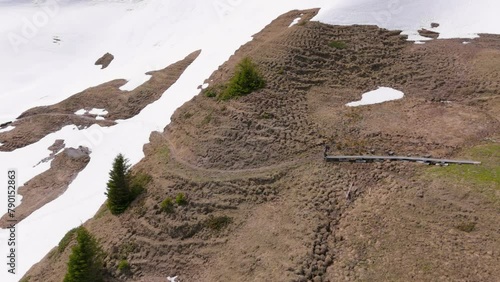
xmin=160 ymin=197 xmax=175 ymax=214
xmin=329 ymin=40 xmax=347 ymax=49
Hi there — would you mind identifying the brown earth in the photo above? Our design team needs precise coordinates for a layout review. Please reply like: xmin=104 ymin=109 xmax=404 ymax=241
xmin=0 ymin=144 xmax=90 ymax=228
xmin=0 ymin=50 xmax=200 ymax=152
xmin=23 ymin=8 xmax=499 ymax=282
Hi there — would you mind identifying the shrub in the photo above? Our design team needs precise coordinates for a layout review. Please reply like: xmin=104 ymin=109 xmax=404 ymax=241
xmin=129 ymin=172 xmax=151 ymax=200
xmin=160 ymin=197 xmax=175 ymax=213
xmin=117 ymin=259 xmax=130 ymax=273
xmin=105 ymin=155 xmax=150 ymax=215
xmin=175 ymin=193 xmax=188 ymax=206
xmin=64 ymin=227 xmax=104 ymax=282
xmin=219 ymin=57 xmax=265 ymax=100
xmin=204 ymin=87 xmax=217 ymax=98
xmin=329 ymin=40 xmax=347 ymax=49
xmin=205 ymin=215 xmax=232 ymax=231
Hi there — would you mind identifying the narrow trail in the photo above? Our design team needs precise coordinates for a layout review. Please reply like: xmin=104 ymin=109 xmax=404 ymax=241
xmin=165 ymin=137 xmax=317 ymax=178
xmin=15 ymin=112 xmax=116 ymax=124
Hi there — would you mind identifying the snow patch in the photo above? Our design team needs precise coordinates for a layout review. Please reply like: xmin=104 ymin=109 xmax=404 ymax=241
xmin=76 ymin=108 xmax=108 ymax=119
xmin=201 ymin=83 xmax=210 ymax=89
xmin=346 ymin=87 xmax=404 ymax=107
xmin=289 ymin=17 xmax=302 ymax=27
xmin=74 ymin=109 xmax=86 ymax=115
xmin=88 ymin=108 xmax=108 ymax=116
xmin=315 ymin=0 xmax=500 ymax=41
xmin=119 ymin=74 xmax=152 ymax=91
xmin=0 ymin=126 xmax=15 ymax=133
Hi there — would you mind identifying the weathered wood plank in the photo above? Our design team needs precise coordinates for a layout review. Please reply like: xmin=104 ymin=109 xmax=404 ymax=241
xmin=324 ymin=155 xmax=481 ymax=165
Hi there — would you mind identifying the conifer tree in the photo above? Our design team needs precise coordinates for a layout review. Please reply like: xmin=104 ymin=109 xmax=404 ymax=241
xmin=64 ymin=226 xmax=104 ymax=282
xmin=105 ymin=153 xmax=131 ymax=215
xmin=219 ymin=57 xmax=265 ymax=100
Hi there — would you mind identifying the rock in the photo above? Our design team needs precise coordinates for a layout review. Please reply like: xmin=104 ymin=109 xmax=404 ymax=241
xmin=431 ymin=22 xmax=440 ymax=28
xmin=297 ymin=275 xmax=307 ymax=282
xmin=416 ymin=190 xmax=424 ymax=198
xmin=95 ymin=52 xmax=115 ymax=69
xmin=418 ymin=29 xmax=440 ymax=39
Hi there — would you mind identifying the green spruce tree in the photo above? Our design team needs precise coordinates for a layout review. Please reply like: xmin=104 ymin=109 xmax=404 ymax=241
xmin=220 ymin=57 xmax=265 ymax=100
xmin=105 ymin=153 xmax=131 ymax=215
xmin=64 ymin=226 xmax=104 ymax=282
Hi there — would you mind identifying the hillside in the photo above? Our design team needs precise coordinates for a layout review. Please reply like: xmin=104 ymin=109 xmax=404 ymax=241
xmin=23 ymin=8 xmax=500 ymax=282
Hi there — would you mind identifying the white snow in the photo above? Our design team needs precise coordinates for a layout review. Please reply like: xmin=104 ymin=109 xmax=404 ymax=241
xmin=201 ymin=83 xmax=210 ymax=89
xmin=289 ymin=17 xmax=302 ymax=27
xmin=74 ymin=109 xmax=86 ymax=115
xmin=414 ymin=41 xmax=426 ymax=45
xmin=0 ymin=126 xmax=15 ymax=133
xmin=0 ymin=0 xmax=499 ymax=281
xmin=119 ymin=74 xmax=152 ymax=91
xmin=346 ymin=87 xmax=404 ymax=107
xmin=88 ymin=108 xmax=108 ymax=116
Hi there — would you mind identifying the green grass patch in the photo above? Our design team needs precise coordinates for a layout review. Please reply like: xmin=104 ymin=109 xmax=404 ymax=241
xmin=58 ymin=228 xmax=78 ymax=253
xmin=117 ymin=259 xmax=130 ymax=273
xmin=329 ymin=40 xmax=347 ymax=49
xmin=427 ymin=144 xmax=500 ymax=202
xmin=93 ymin=205 xmax=108 ymax=220
xmin=129 ymin=172 xmax=152 ymax=199
xmin=204 ymin=87 xmax=217 ymax=98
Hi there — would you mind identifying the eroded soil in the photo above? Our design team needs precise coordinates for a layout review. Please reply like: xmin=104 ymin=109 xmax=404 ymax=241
xmin=23 ymin=8 xmax=499 ymax=282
